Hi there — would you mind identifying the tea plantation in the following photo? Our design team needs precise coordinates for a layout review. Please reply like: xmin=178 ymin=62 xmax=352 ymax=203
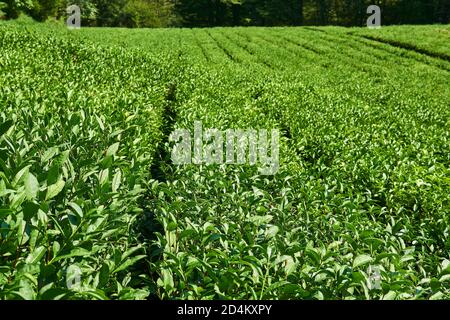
xmin=0 ymin=19 xmax=449 ymax=300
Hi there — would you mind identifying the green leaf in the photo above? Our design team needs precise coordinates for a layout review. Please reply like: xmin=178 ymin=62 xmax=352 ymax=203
xmin=45 ymin=180 xmax=65 ymax=200
xmin=99 ymin=169 xmax=109 ymax=186
xmin=68 ymin=202 xmax=83 ymax=218
xmin=95 ymin=115 xmax=105 ymax=131
xmin=12 ymin=279 xmax=36 ymax=300
xmin=382 ymin=291 xmax=397 ymax=300
xmin=118 ymin=288 xmax=149 ymax=300
xmin=430 ymin=292 xmax=444 ymax=300
xmin=113 ymin=255 xmax=146 ymax=274
xmin=277 ymin=255 xmax=296 ymax=275
xmin=51 ymin=248 xmax=91 ymax=263
xmin=439 ymin=274 xmax=450 ymax=282
xmin=353 ymin=255 xmax=373 ymax=268
xmin=47 ymin=151 xmax=70 ymax=184
xmin=161 ymin=269 xmax=174 ymax=290
xmin=112 ymin=170 xmax=122 ymax=193
xmin=106 ymin=142 xmax=120 ymax=157
xmin=265 ymin=225 xmax=279 ymax=238
xmin=26 ymin=246 xmax=47 ymax=264
xmin=39 ymin=288 xmax=69 ymax=300
xmin=0 ymin=120 xmax=13 ymax=137
xmin=24 ymin=172 xmax=39 ymax=200
xmin=121 ymin=246 xmax=143 ymax=261
xmin=13 ymin=165 xmax=31 ymax=187
xmin=79 ymin=289 xmax=109 ymax=300
xmin=0 ymin=208 xmax=13 ymax=219
xmin=41 ymin=147 xmax=58 ymax=163
xmin=304 ymin=247 xmax=321 ymax=265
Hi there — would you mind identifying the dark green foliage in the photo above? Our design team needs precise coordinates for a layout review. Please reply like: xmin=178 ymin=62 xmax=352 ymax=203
xmin=2 ymin=0 xmax=450 ymax=27
xmin=2 ymin=0 xmax=30 ymax=19
xmin=25 ymin=0 xmax=63 ymax=21
xmin=174 ymin=0 xmax=450 ymax=27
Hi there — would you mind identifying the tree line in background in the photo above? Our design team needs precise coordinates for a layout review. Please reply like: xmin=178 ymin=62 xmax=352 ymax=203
xmin=1 ymin=0 xmax=449 ymax=28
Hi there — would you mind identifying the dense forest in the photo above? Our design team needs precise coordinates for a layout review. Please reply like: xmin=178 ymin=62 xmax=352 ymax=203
xmin=1 ymin=0 xmax=449 ymax=28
